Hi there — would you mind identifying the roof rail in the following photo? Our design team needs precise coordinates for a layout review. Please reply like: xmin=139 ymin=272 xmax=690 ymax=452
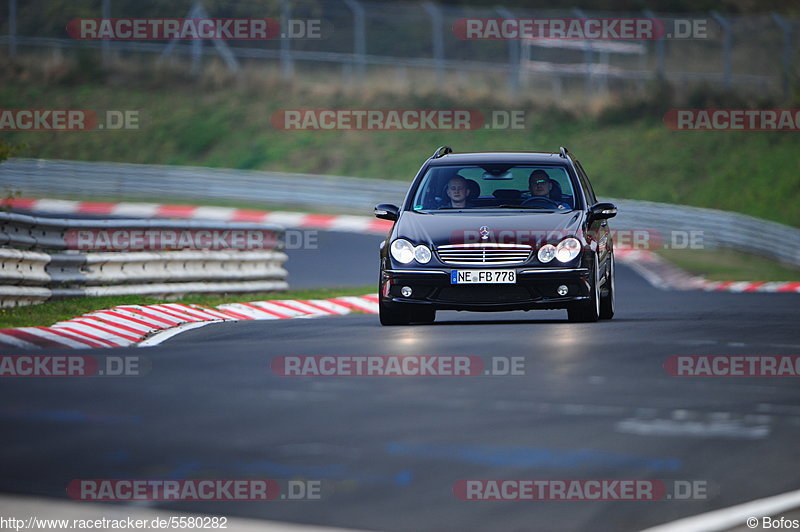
xmin=559 ymin=146 xmax=569 ymax=159
xmin=431 ymin=146 xmax=453 ymax=159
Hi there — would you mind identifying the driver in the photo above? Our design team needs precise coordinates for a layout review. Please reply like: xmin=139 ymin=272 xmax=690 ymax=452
xmin=442 ymin=175 xmax=472 ymax=209
xmin=528 ymin=170 xmax=569 ymax=209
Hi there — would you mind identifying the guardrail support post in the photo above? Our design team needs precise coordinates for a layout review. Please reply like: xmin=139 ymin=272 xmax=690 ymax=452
xmin=343 ymin=0 xmax=366 ymax=85
xmin=711 ymin=11 xmax=732 ymax=90
xmin=422 ymin=2 xmax=445 ymax=86
xmin=496 ymin=7 xmax=520 ymax=98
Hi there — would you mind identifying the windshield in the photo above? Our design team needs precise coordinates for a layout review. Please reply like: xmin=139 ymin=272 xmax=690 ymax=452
xmin=411 ymin=164 xmax=577 ymax=212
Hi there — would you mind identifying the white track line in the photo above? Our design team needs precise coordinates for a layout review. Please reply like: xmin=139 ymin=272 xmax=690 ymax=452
xmin=139 ymin=321 xmax=222 ymax=347
xmin=641 ymin=488 xmax=800 ymax=531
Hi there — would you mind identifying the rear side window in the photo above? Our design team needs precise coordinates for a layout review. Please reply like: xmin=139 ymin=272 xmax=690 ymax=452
xmin=575 ymin=161 xmax=597 ymax=206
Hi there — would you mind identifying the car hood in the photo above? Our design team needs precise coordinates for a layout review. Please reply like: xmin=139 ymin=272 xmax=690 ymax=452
xmin=393 ymin=210 xmax=585 ymax=247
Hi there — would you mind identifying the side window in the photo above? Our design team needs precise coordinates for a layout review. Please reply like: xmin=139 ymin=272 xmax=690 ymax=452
xmin=575 ymin=161 xmax=597 ymax=206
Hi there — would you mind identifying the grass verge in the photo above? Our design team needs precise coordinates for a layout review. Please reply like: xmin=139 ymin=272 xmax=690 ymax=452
xmin=657 ymin=249 xmax=800 ymax=282
xmin=0 ymin=286 xmax=375 ymax=329
xmin=1 ymin=71 xmax=799 ymax=227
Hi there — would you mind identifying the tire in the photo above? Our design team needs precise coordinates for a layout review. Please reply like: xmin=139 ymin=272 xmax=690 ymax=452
xmin=379 ymin=299 xmax=411 ymax=326
xmin=567 ymin=257 xmax=600 ymax=323
xmin=599 ymin=252 xmax=615 ymax=320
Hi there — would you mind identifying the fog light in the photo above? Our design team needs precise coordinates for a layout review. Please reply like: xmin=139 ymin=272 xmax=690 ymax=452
xmin=557 ymin=285 xmax=568 ymax=296
xmin=401 ymin=286 xmax=413 ymax=297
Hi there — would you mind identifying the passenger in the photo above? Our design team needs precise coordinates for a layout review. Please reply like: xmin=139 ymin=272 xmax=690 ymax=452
xmin=442 ymin=175 xmax=472 ymax=209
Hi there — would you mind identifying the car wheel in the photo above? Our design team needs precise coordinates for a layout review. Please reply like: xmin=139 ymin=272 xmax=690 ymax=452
xmin=599 ymin=252 xmax=615 ymax=320
xmin=567 ymin=257 xmax=600 ymax=323
xmin=379 ymin=299 xmax=411 ymax=326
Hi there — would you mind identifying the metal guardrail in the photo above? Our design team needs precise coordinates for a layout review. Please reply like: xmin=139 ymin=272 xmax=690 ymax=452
xmin=609 ymin=198 xmax=800 ymax=268
xmin=0 ymin=210 xmax=289 ymax=307
xmin=0 ymin=158 xmax=399 ymax=212
xmin=2 ymin=158 xmax=799 ymax=269
xmin=0 ymin=209 xmax=287 ymax=248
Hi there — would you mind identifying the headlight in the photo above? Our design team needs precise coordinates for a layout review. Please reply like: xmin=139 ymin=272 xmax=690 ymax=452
xmin=414 ymin=245 xmax=432 ymax=264
xmin=556 ymin=237 xmax=582 ymax=263
xmin=390 ymin=239 xmax=415 ymax=264
xmin=537 ymin=244 xmax=556 ymax=263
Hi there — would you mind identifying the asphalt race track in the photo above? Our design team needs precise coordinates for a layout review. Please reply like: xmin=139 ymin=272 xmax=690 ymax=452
xmin=1 ymin=231 xmax=799 ymax=531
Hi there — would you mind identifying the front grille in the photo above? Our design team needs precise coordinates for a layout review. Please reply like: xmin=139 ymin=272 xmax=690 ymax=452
xmin=436 ymin=244 xmax=532 ymax=266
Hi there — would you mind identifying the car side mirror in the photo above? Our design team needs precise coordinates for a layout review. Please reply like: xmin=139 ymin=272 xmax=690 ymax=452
xmin=374 ymin=203 xmax=399 ymax=221
xmin=590 ymin=202 xmax=617 ymax=220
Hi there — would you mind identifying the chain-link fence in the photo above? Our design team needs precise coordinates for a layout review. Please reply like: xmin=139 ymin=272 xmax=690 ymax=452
xmin=1 ymin=0 xmax=797 ymax=99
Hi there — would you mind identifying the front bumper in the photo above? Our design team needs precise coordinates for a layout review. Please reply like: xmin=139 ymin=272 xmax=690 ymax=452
xmin=380 ymin=267 xmax=592 ymax=311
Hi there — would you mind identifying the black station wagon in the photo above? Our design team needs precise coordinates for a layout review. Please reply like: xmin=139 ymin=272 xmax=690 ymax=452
xmin=375 ymin=146 xmax=617 ymax=325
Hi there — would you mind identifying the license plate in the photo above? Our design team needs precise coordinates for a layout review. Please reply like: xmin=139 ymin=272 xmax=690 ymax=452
xmin=450 ymin=270 xmax=516 ymax=284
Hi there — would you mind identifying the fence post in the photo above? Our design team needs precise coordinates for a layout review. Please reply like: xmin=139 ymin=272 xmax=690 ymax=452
xmin=343 ymin=0 xmax=366 ymax=85
xmin=8 ymin=0 xmax=17 ymax=57
xmin=644 ymin=10 xmax=665 ymax=79
xmin=572 ymin=8 xmax=595 ymax=96
xmin=711 ymin=11 xmax=732 ymax=90
xmin=191 ymin=32 xmax=202 ymax=74
xmin=422 ymin=2 xmax=444 ymax=86
xmin=771 ymin=13 xmax=793 ymax=101
xmin=196 ymin=3 xmax=240 ymax=74
xmin=496 ymin=7 xmax=519 ymax=98
xmin=188 ymin=2 xmax=203 ymax=75
xmin=101 ymin=0 xmax=111 ymax=65
xmin=280 ymin=0 xmax=294 ymax=79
